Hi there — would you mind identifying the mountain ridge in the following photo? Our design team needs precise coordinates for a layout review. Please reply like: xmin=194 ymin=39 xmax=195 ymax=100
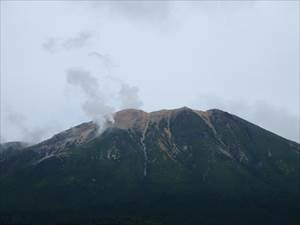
xmin=2 ymin=107 xmax=298 ymax=150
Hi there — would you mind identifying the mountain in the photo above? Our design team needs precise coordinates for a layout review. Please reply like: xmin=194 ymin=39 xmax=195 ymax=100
xmin=0 ymin=107 xmax=299 ymax=225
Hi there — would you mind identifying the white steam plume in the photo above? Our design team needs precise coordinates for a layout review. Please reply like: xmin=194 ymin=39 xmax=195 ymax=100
xmin=66 ymin=68 xmax=115 ymax=130
xmin=66 ymin=68 xmax=143 ymax=132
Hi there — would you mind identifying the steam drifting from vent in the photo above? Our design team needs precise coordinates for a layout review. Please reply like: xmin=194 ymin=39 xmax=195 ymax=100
xmin=66 ymin=68 xmax=143 ymax=132
xmin=66 ymin=68 xmax=115 ymax=130
xmin=42 ymin=30 xmax=144 ymax=134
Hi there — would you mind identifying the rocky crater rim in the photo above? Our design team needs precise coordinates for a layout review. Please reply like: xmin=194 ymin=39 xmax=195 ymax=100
xmin=112 ymin=107 xmax=224 ymax=132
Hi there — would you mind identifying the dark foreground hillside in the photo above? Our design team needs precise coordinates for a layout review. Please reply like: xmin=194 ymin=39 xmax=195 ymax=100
xmin=0 ymin=107 xmax=299 ymax=225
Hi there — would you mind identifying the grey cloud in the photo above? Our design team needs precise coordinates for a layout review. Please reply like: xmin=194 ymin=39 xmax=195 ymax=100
xmin=5 ymin=107 xmax=61 ymax=144
xmin=23 ymin=125 xmax=61 ymax=144
xmin=62 ymin=32 xmax=92 ymax=50
xmin=108 ymin=2 xmax=170 ymax=21
xmin=89 ymin=52 xmax=115 ymax=66
xmin=66 ymin=68 xmax=99 ymax=98
xmin=42 ymin=37 xmax=61 ymax=53
xmin=245 ymin=102 xmax=299 ymax=143
xmin=43 ymin=32 xmax=92 ymax=53
xmin=88 ymin=1 xmax=172 ymax=24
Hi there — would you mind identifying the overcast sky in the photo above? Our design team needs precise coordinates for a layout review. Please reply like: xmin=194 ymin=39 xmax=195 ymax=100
xmin=0 ymin=1 xmax=299 ymax=143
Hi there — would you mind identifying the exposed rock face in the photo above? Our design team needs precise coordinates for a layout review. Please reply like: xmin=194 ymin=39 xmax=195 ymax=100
xmin=114 ymin=109 xmax=148 ymax=131
xmin=114 ymin=107 xmax=196 ymax=132
xmin=113 ymin=107 xmax=227 ymax=135
xmin=113 ymin=107 xmax=232 ymax=161
xmin=29 ymin=121 xmax=99 ymax=159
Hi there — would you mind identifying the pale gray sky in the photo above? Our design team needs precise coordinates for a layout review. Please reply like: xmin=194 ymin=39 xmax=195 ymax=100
xmin=0 ymin=1 xmax=299 ymax=143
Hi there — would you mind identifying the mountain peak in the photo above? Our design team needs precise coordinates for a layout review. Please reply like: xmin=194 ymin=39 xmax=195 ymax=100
xmin=1 ymin=106 xmax=299 ymax=225
xmin=114 ymin=108 xmax=148 ymax=131
xmin=113 ymin=107 xmax=197 ymax=132
xmin=113 ymin=107 xmax=209 ymax=132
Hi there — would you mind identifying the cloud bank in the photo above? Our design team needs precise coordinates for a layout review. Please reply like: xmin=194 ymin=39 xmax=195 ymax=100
xmin=3 ymin=106 xmax=61 ymax=144
xmin=89 ymin=1 xmax=172 ymax=24
xmin=43 ymin=31 xmax=93 ymax=53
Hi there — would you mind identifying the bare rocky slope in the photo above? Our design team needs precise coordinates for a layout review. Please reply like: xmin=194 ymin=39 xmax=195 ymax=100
xmin=0 ymin=107 xmax=299 ymax=225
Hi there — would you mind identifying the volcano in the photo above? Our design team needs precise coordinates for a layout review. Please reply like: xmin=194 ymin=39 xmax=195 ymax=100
xmin=0 ymin=107 xmax=299 ymax=225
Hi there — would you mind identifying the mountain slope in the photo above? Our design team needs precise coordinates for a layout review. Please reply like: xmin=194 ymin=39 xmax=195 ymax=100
xmin=0 ymin=107 xmax=299 ymax=225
